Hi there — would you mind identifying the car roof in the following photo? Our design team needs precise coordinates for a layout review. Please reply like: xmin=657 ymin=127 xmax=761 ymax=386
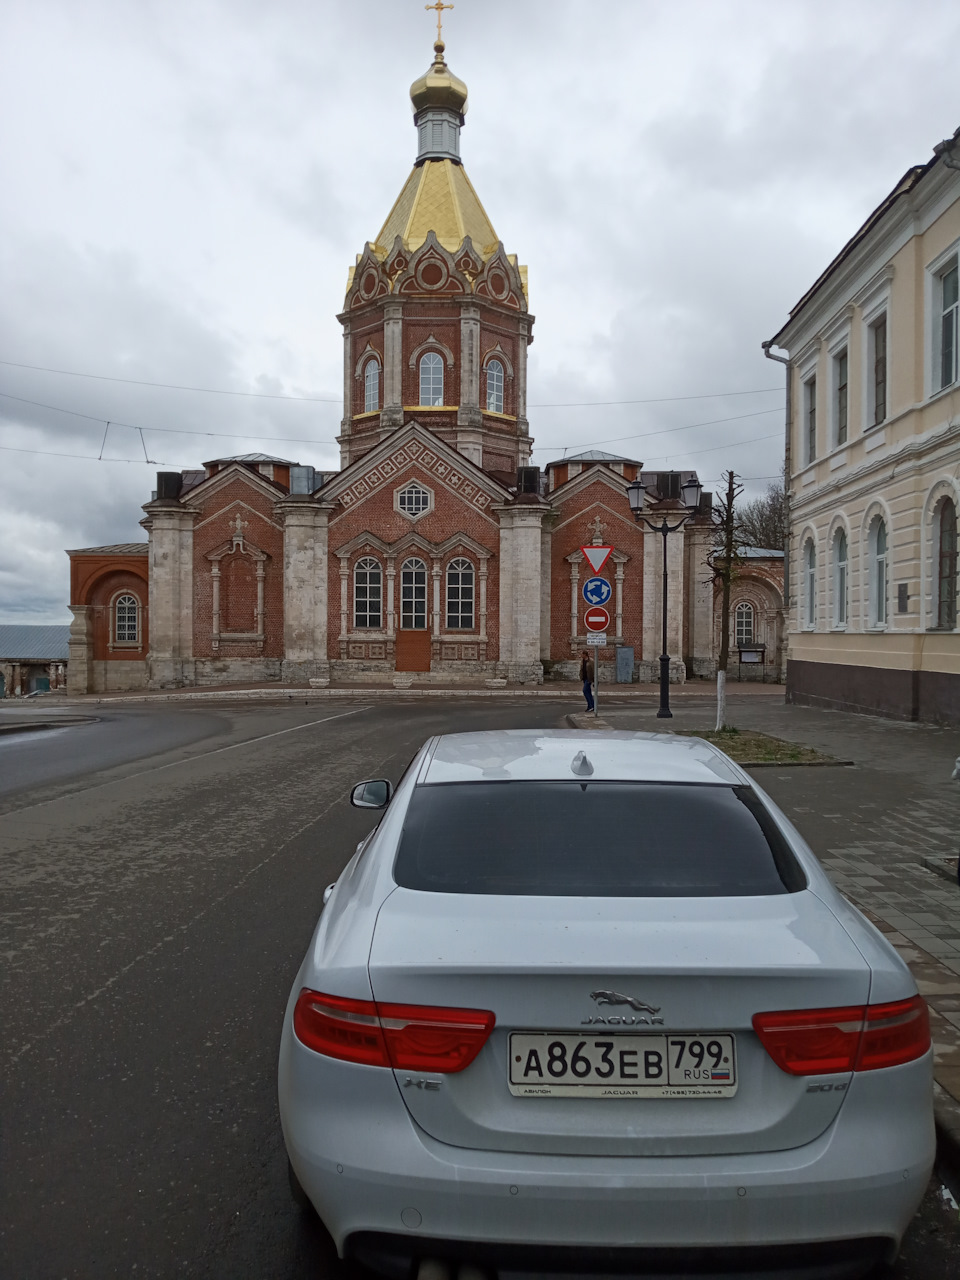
xmin=420 ymin=729 xmax=745 ymax=785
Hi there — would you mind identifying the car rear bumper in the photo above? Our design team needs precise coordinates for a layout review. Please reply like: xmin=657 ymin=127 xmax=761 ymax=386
xmin=279 ymin=1038 xmax=934 ymax=1268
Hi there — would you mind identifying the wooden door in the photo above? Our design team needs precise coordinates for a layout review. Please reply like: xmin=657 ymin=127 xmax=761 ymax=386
xmin=396 ymin=557 xmax=431 ymax=672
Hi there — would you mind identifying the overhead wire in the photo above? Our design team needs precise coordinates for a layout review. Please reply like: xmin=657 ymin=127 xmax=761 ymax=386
xmin=0 ymin=357 xmax=782 ymax=409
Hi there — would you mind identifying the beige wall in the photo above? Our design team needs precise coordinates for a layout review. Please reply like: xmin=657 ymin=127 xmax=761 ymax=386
xmin=785 ymin=175 xmax=960 ymax=684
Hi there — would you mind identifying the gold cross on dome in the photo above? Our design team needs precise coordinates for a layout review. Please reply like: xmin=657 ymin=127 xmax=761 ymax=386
xmin=425 ymin=1 xmax=454 ymax=42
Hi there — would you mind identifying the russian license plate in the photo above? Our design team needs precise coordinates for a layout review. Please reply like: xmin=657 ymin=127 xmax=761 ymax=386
xmin=508 ymin=1032 xmax=737 ymax=1097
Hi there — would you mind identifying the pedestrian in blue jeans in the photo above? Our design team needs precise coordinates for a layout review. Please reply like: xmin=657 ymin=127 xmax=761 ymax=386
xmin=579 ymin=650 xmax=595 ymax=712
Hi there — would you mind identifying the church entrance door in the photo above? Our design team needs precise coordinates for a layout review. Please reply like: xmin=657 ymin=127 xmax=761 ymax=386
xmin=396 ymin=557 xmax=431 ymax=672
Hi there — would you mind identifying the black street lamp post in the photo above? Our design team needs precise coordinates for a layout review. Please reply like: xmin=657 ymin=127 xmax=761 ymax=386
xmin=626 ymin=474 xmax=703 ymax=719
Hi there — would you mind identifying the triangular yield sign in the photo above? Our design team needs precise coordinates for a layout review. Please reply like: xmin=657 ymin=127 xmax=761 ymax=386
xmin=581 ymin=544 xmax=613 ymax=574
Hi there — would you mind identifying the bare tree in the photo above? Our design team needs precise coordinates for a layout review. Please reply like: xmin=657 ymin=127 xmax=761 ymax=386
xmin=736 ymin=464 xmax=785 ymax=551
xmin=712 ymin=470 xmax=744 ymax=731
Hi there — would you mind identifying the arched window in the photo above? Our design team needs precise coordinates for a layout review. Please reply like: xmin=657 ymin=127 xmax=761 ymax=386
xmin=804 ymin=540 xmax=816 ymax=629
xmin=734 ymin=601 xmax=754 ymax=645
xmin=363 ymin=358 xmax=380 ymax=413
xmin=938 ymin=498 xmax=958 ymax=629
xmin=486 ymin=359 xmax=504 ymax=413
xmin=400 ymin=557 xmax=428 ymax=629
xmin=354 ymin=557 xmax=382 ymax=629
xmin=446 ymin=558 xmax=475 ymax=629
xmin=419 ymin=352 xmax=444 ymax=406
xmin=115 ymin=593 xmax=140 ymax=644
xmin=871 ymin=519 xmax=888 ymax=626
xmin=833 ymin=529 xmax=847 ymax=628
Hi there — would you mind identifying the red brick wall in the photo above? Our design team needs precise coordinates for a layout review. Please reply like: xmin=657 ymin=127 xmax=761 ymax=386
xmin=549 ymin=481 xmax=645 ymax=663
xmin=328 ymin=463 xmax=500 ymax=661
xmin=80 ymin=566 xmax=150 ymax=661
xmin=191 ymin=479 xmax=284 ymax=659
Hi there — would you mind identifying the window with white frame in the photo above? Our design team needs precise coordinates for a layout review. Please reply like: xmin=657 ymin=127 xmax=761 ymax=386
xmin=939 ymin=259 xmax=958 ymax=391
xmin=804 ymin=539 xmax=816 ymax=628
xmin=363 ymin=358 xmax=380 ymax=413
xmin=419 ymin=352 xmax=444 ymax=405
xmin=937 ymin=498 xmax=958 ymax=630
xmin=486 ymin=360 xmax=504 ymax=413
xmin=400 ymin=558 xmax=428 ymax=629
xmin=869 ymin=518 xmax=888 ymax=627
xmin=734 ymin=601 xmax=755 ymax=645
xmin=354 ymin=557 xmax=382 ymax=629
xmin=834 ymin=349 xmax=848 ymax=446
xmin=833 ymin=529 xmax=847 ymax=628
xmin=397 ymin=482 xmax=430 ymax=517
xmin=115 ymin=594 xmax=139 ymax=643
xmin=446 ymin=558 xmax=475 ymax=629
xmin=869 ymin=315 xmax=887 ymax=426
xmin=804 ymin=376 xmax=817 ymax=463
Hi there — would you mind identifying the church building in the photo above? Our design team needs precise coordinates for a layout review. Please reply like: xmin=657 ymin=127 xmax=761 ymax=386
xmin=67 ymin=38 xmax=777 ymax=694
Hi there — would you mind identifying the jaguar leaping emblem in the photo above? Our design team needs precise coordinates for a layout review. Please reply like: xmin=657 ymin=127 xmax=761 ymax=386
xmin=590 ymin=989 xmax=661 ymax=1015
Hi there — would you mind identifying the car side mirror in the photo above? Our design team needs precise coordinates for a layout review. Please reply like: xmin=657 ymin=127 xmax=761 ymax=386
xmin=350 ymin=779 xmax=392 ymax=809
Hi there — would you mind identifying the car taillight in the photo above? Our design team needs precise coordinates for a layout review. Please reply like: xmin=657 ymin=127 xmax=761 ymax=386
xmin=293 ymin=989 xmax=495 ymax=1072
xmin=753 ymin=994 xmax=930 ymax=1075
xmin=856 ymin=996 xmax=930 ymax=1071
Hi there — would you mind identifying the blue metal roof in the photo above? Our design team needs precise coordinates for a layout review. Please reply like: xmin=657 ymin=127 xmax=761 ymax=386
xmin=0 ymin=624 xmax=71 ymax=661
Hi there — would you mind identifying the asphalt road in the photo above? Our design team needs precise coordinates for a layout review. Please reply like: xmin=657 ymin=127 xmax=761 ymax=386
xmin=1 ymin=697 xmax=958 ymax=1279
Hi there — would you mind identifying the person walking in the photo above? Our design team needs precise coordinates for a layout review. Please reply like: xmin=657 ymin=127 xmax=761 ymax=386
xmin=579 ymin=649 xmax=595 ymax=713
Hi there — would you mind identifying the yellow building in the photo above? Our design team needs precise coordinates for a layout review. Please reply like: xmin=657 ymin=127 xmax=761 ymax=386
xmin=765 ymin=126 xmax=960 ymax=723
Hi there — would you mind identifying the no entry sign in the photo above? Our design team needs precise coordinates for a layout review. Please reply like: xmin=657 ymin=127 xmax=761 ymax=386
xmin=584 ymin=605 xmax=610 ymax=632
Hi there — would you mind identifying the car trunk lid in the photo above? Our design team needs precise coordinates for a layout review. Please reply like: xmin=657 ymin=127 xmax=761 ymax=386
xmin=368 ymin=888 xmax=870 ymax=1156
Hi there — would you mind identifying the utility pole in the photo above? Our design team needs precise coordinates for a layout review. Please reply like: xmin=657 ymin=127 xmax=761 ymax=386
xmin=713 ymin=470 xmax=743 ymax=731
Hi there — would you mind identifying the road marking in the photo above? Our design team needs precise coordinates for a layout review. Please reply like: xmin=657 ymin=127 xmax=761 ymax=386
xmin=0 ymin=706 xmax=371 ymax=817
xmin=6 ymin=790 xmax=351 ymax=1066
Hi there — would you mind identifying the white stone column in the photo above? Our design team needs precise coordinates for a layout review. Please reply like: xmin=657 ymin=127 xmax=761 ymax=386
xmin=386 ymin=561 xmax=396 ymax=641
xmin=457 ymin=302 xmax=482 ymax=431
xmin=615 ymin=559 xmax=625 ymax=641
xmin=569 ymin=556 xmax=580 ymax=649
xmin=339 ymin=324 xmax=353 ymax=467
xmin=382 ymin=301 xmax=404 ymax=428
xmin=67 ymin=605 xmax=94 ymax=695
xmin=142 ymin=500 xmax=196 ymax=688
xmin=432 ymin=560 xmax=441 ymax=637
xmin=478 ymin=564 xmax=488 ymax=643
xmin=496 ymin=501 xmax=547 ymax=682
xmin=516 ymin=318 xmax=530 ymax=438
xmin=540 ymin=523 xmax=552 ymax=660
xmin=278 ymin=497 xmax=332 ymax=681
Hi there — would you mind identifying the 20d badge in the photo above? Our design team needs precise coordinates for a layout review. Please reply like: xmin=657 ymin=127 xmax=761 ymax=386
xmin=508 ymin=1032 xmax=737 ymax=1098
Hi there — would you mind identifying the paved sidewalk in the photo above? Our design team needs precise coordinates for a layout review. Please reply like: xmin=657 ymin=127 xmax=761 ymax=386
xmin=592 ymin=697 xmax=960 ymax=1163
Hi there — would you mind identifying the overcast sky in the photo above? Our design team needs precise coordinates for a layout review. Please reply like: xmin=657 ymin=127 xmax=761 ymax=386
xmin=1 ymin=0 xmax=958 ymax=623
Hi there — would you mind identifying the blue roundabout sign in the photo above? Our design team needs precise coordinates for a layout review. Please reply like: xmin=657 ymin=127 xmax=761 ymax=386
xmin=582 ymin=576 xmax=612 ymax=607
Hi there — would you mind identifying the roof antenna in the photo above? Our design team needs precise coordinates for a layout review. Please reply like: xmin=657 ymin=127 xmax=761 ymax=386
xmin=571 ymin=750 xmax=594 ymax=777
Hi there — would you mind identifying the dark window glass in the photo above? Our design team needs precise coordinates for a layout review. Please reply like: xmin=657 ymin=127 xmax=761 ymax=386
xmin=394 ymin=782 xmax=804 ymax=897
xmin=836 ymin=350 xmax=847 ymax=445
xmin=805 ymin=377 xmax=816 ymax=462
xmin=873 ymin=316 xmax=887 ymax=425
xmin=939 ymin=498 xmax=958 ymax=629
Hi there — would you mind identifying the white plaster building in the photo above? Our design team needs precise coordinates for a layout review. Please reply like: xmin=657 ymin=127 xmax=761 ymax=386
xmin=765 ymin=126 xmax=960 ymax=722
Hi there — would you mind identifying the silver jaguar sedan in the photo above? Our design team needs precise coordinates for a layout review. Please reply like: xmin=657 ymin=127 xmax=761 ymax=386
xmin=278 ymin=730 xmax=934 ymax=1278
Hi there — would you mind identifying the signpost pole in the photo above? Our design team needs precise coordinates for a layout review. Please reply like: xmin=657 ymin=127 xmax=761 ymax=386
xmin=595 ymin=644 xmax=599 ymax=719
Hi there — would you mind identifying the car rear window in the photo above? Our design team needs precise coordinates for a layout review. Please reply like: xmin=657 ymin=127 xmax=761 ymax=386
xmin=394 ymin=782 xmax=805 ymax=896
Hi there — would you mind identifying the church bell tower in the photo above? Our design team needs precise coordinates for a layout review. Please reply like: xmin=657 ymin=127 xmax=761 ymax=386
xmin=337 ymin=33 xmax=534 ymax=484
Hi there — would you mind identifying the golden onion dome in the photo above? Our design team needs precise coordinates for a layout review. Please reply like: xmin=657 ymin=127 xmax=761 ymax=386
xmin=410 ymin=41 xmax=468 ymax=116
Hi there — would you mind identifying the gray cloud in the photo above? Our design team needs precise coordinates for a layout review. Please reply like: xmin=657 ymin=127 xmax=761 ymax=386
xmin=1 ymin=0 xmax=958 ymax=619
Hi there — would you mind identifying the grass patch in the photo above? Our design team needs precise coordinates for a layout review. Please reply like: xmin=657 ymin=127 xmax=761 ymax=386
xmin=672 ymin=728 xmax=833 ymax=764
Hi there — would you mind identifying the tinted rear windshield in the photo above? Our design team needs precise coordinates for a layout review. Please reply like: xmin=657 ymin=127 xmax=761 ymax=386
xmin=394 ymin=782 xmax=804 ymax=896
